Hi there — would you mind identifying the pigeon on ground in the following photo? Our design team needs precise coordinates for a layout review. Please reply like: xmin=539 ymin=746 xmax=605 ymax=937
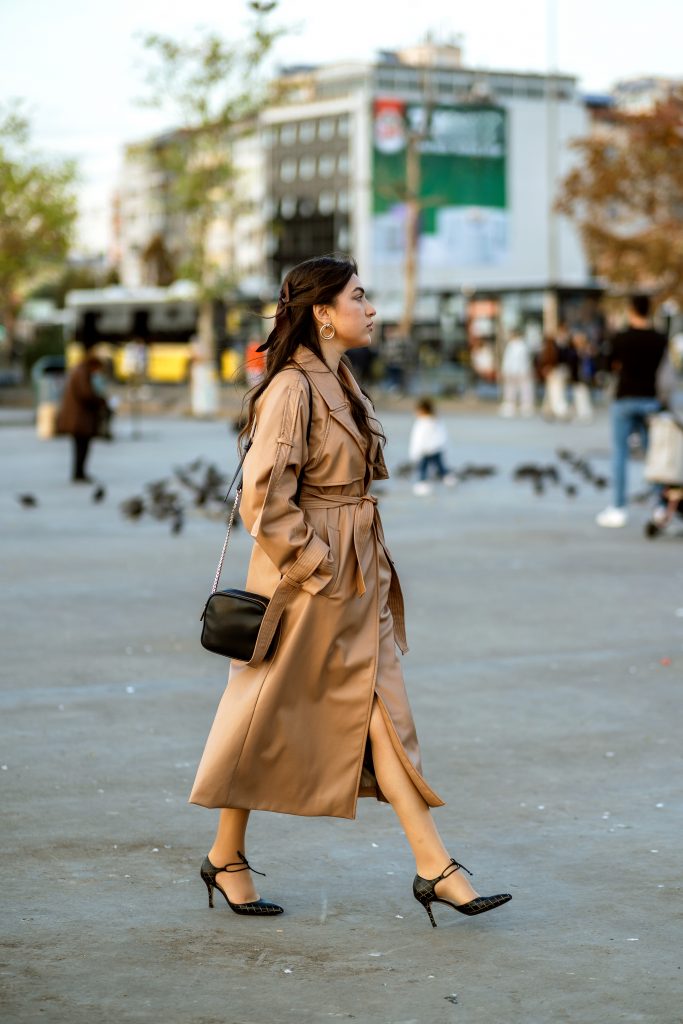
xmin=460 ymin=464 xmax=498 ymax=479
xmin=513 ymin=463 xmax=544 ymax=481
xmin=16 ymin=494 xmax=38 ymax=508
xmin=120 ymin=497 xmax=145 ymax=520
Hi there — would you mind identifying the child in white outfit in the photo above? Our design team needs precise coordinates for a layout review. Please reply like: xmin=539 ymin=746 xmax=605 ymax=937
xmin=409 ymin=398 xmax=456 ymax=495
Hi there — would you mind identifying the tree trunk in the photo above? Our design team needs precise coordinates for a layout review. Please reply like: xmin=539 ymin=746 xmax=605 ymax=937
xmin=190 ymin=298 xmax=219 ymax=417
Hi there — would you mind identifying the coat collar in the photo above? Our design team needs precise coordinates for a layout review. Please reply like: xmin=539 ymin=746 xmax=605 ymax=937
xmin=290 ymin=346 xmax=367 ymax=457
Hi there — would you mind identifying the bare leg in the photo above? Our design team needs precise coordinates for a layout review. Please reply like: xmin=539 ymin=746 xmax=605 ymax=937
xmin=368 ymin=699 xmax=479 ymax=906
xmin=208 ymin=808 xmax=260 ymax=903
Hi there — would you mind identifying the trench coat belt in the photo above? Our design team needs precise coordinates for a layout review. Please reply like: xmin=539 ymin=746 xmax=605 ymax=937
xmin=299 ymin=493 xmax=377 ymax=597
xmin=248 ymin=493 xmax=407 ymax=667
xmin=299 ymin=491 xmax=409 ymax=655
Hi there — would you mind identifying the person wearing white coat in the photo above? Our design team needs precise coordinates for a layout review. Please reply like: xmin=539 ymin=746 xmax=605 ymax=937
xmin=499 ymin=331 xmax=534 ymax=417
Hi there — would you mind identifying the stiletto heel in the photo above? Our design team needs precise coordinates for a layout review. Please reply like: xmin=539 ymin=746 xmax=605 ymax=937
xmin=200 ymin=852 xmax=284 ymax=916
xmin=413 ymin=858 xmax=511 ymax=928
xmin=423 ymin=902 xmax=437 ymax=928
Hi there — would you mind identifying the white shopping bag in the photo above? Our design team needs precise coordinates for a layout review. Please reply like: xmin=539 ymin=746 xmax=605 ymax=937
xmin=645 ymin=413 xmax=683 ymax=484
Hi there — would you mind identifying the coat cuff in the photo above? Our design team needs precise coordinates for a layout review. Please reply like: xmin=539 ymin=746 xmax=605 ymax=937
xmin=284 ymin=534 xmax=333 ymax=595
xmin=300 ymin=551 xmax=335 ymax=596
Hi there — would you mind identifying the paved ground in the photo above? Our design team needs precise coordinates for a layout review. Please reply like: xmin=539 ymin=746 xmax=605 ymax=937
xmin=1 ymin=404 xmax=682 ymax=1024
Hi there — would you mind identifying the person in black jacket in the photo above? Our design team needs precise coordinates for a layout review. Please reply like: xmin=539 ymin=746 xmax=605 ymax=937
xmin=596 ymin=296 xmax=667 ymax=528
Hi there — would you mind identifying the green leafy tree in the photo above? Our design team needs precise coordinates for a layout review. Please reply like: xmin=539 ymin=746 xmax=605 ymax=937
xmin=138 ymin=2 xmax=284 ymax=361
xmin=557 ymin=90 xmax=683 ymax=304
xmin=0 ymin=106 xmax=78 ymax=355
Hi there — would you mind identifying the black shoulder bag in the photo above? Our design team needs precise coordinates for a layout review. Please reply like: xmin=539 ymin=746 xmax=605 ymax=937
xmin=200 ymin=373 xmax=313 ymax=662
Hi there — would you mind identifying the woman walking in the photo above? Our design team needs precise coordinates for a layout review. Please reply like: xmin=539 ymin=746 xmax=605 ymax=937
xmin=190 ymin=256 xmax=511 ymax=927
xmin=56 ymin=340 xmax=110 ymax=482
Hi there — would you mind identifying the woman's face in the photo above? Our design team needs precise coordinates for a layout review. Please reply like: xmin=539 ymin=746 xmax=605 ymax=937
xmin=318 ymin=274 xmax=377 ymax=350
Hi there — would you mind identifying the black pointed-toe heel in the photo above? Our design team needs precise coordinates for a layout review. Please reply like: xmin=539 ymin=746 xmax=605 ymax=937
xmin=413 ymin=858 xmax=511 ymax=928
xmin=200 ymin=852 xmax=284 ymax=916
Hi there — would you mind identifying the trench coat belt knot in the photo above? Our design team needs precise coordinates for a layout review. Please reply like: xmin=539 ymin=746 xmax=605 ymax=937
xmin=298 ymin=491 xmax=408 ymax=654
xmin=246 ymin=491 xmax=408 ymax=668
xmin=299 ymin=492 xmax=378 ymax=597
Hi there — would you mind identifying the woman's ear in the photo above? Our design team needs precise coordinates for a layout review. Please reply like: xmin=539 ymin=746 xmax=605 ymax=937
xmin=312 ymin=304 xmax=330 ymax=327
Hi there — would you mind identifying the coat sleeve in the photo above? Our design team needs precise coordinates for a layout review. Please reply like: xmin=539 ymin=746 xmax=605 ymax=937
xmin=239 ymin=372 xmax=335 ymax=596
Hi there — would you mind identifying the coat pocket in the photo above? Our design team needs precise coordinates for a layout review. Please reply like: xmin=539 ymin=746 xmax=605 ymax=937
xmin=322 ymin=525 xmax=342 ymax=597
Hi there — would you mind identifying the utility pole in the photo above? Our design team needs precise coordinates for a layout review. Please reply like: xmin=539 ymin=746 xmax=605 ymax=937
xmin=397 ymin=58 xmax=436 ymax=375
xmin=398 ymin=133 xmax=421 ymax=343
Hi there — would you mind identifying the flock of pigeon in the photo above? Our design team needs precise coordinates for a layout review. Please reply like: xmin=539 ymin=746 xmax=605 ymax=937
xmin=512 ymin=448 xmax=609 ymax=498
xmin=119 ymin=459 xmax=230 ymax=535
xmin=15 ymin=458 xmax=231 ymax=536
xmin=15 ymin=447 xmax=611 ymax=530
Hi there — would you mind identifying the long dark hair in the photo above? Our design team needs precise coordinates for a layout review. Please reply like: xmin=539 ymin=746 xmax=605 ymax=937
xmin=240 ymin=255 xmax=385 ymax=462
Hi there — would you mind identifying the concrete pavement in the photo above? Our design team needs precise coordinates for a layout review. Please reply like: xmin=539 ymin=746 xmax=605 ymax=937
xmin=1 ymin=407 xmax=681 ymax=1023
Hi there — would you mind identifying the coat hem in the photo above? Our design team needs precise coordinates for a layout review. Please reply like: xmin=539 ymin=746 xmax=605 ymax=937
xmin=187 ymin=794 xmax=359 ymax=820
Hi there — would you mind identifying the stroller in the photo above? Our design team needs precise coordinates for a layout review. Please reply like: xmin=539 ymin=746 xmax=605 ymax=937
xmin=643 ymin=412 xmax=683 ymax=537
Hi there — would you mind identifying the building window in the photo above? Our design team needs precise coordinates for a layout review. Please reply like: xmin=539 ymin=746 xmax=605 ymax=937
xmin=280 ymin=158 xmax=297 ymax=182
xmin=280 ymin=196 xmax=297 ymax=219
xmin=337 ymin=189 xmax=350 ymax=213
xmin=337 ymin=153 xmax=350 ymax=176
xmin=299 ymin=156 xmax=315 ymax=180
xmin=318 ymin=154 xmax=335 ymax=178
xmin=319 ymin=118 xmax=335 ymax=141
xmin=319 ymin=191 xmax=335 ymax=215
xmin=299 ymin=120 xmax=316 ymax=143
xmin=280 ymin=123 xmax=297 ymax=145
xmin=338 ymin=114 xmax=350 ymax=137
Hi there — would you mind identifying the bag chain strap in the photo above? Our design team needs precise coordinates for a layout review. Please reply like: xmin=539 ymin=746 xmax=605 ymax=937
xmin=209 ymin=370 xmax=313 ymax=597
xmin=211 ymin=488 xmax=242 ymax=596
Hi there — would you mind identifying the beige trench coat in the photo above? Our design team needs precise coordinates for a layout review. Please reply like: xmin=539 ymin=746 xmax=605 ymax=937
xmin=189 ymin=346 xmax=443 ymax=819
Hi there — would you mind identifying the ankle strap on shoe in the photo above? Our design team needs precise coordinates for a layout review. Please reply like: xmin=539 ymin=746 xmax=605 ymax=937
xmin=436 ymin=857 xmax=473 ymax=883
xmin=214 ymin=850 xmax=266 ymax=877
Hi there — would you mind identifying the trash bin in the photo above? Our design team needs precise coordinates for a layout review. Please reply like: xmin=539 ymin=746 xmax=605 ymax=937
xmin=31 ymin=356 xmax=66 ymax=440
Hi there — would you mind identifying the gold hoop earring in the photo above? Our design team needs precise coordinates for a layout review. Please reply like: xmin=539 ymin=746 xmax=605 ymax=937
xmin=319 ymin=322 xmax=336 ymax=341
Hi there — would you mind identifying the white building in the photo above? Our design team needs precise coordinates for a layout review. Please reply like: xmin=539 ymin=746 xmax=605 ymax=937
xmin=116 ymin=44 xmax=592 ymax=334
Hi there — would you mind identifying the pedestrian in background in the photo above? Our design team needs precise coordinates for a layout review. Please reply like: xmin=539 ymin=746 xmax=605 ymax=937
xmin=244 ymin=334 xmax=267 ymax=389
xmin=499 ymin=329 xmax=534 ymax=418
xmin=596 ymin=295 xmax=668 ymax=528
xmin=570 ymin=330 xmax=595 ymax=423
xmin=56 ymin=342 xmax=110 ymax=483
xmin=409 ymin=397 xmax=456 ymax=495
xmin=382 ymin=328 xmax=408 ymax=393
xmin=539 ymin=331 xmax=570 ymax=420
xmin=190 ymin=255 xmax=510 ymax=926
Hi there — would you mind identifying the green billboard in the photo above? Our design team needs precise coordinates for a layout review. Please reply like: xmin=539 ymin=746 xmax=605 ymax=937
xmin=372 ymin=100 xmax=508 ymax=268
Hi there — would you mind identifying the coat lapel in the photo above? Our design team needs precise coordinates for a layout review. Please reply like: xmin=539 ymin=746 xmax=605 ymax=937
xmin=292 ymin=346 xmax=367 ymax=458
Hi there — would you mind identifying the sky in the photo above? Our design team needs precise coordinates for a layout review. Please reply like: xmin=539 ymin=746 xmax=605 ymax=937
xmin=3 ymin=0 xmax=682 ymax=254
